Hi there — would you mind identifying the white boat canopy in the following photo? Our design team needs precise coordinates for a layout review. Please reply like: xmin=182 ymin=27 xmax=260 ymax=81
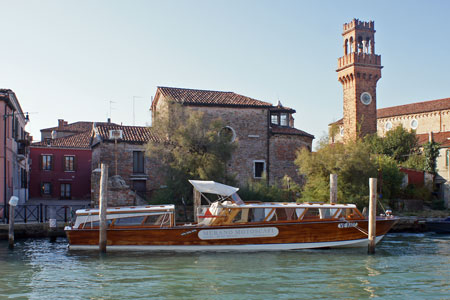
xmin=189 ymin=180 xmax=239 ymax=197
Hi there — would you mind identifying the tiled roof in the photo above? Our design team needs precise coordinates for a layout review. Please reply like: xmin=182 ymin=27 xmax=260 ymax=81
xmin=156 ymin=86 xmax=273 ymax=108
xmin=41 ymin=121 xmax=94 ymax=133
xmin=378 ymin=97 xmax=450 ymax=118
xmin=30 ymin=131 xmax=92 ymax=149
xmin=94 ymin=124 xmax=159 ymax=144
xmin=330 ymin=97 xmax=450 ymax=125
xmin=271 ymin=125 xmax=315 ymax=139
xmin=41 ymin=121 xmax=117 ymax=133
xmin=417 ymin=131 xmax=450 ymax=147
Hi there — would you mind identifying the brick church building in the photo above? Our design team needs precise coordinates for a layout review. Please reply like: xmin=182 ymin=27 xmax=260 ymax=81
xmin=151 ymin=86 xmax=314 ymax=186
xmin=329 ymin=18 xmax=450 ymax=208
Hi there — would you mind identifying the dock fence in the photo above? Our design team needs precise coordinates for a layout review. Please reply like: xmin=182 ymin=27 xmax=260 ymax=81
xmin=1 ymin=204 xmax=90 ymax=224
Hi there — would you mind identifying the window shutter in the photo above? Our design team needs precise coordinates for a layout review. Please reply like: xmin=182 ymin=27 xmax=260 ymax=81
xmin=62 ymin=156 xmax=66 ymax=171
xmin=39 ymin=155 xmax=43 ymax=170
xmin=50 ymin=156 xmax=54 ymax=170
xmin=49 ymin=183 xmax=53 ymax=195
xmin=74 ymin=156 xmax=77 ymax=171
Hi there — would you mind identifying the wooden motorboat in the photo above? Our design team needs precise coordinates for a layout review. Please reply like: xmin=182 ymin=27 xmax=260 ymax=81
xmin=65 ymin=180 xmax=398 ymax=251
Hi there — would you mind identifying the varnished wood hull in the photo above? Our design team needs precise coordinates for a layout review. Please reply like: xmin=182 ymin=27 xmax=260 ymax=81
xmin=66 ymin=217 xmax=398 ymax=251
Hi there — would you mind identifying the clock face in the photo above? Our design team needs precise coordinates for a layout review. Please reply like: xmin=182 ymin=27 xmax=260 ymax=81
xmin=360 ymin=92 xmax=372 ymax=105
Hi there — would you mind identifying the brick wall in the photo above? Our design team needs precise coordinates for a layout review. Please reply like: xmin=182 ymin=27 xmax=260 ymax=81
xmin=269 ymin=134 xmax=310 ymax=185
xmin=91 ymin=142 xmax=165 ymax=197
xmin=189 ymin=106 xmax=269 ymax=185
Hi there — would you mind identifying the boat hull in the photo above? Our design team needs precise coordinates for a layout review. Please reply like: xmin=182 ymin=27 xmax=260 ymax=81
xmin=66 ymin=218 xmax=397 ymax=251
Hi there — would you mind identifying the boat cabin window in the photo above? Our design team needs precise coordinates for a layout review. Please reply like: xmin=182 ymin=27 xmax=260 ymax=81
xmin=80 ymin=219 xmax=112 ymax=229
xmin=114 ymin=216 xmax=145 ymax=226
xmin=302 ymin=208 xmax=321 ymax=219
xmin=144 ymin=214 xmax=171 ymax=226
xmin=338 ymin=208 xmax=361 ymax=219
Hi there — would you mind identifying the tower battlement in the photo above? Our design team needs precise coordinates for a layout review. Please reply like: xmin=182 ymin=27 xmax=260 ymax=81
xmin=343 ymin=19 xmax=375 ymax=33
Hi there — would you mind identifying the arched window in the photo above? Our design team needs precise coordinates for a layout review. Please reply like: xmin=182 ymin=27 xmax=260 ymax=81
xmin=219 ymin=126 xmax=236 ymax=143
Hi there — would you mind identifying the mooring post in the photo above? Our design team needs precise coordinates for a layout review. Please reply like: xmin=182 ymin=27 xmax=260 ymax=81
xmin=368 ymin=178 xmax=377 ymax=254
xmin=8 ymin=196 xmax=19 ymax=249
xmin=99 ymin=163 xmax=109 ymax=253
xmin=193 ymin=189 xmax=201 ymax=223
xmin=330 ymin=174 xmax=338 ymax=204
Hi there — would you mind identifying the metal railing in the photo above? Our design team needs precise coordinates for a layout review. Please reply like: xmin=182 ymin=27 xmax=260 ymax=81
xmin=1 ymin=204 xmax=90 ymax=224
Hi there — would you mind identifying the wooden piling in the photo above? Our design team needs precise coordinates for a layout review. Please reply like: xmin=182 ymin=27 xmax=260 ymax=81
xmin=8 ymin=205 xmax=15 ymax=249
xmin=193 ymin=189 xmax=201 ymax=223
xmin=99 ymin=164 xmax=109 ymax=253
xmin=8 ymin=196 xmax=18 ymax=249
xmin=368 ymin=178 xmax=377 ymax=254
xmin=330 ymin=174 xmax=337 ymax=204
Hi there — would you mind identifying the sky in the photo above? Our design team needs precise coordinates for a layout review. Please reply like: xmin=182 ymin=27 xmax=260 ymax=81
xmin=1 ymin=0 xmax=449 ymax=148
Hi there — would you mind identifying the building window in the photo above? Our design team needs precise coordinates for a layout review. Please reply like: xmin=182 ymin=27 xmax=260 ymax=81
xmin=219 ymin=126 xmax=236 ymax=143
xmin=41 ymin=182 xmax=52 ymax=195
xmin=280 ymin=113 xmax=288 ymax=126
xmin=253 ymin=160 xmax=266 ymax=179
xmin=271 ymin=114 xmax=279 ymax=125
xmin=64 ymin=156 xmax=76 ymax=171
xmin=41 ymin=155 xmax=53 ymax=170
xmin=410 ymin=119 xmax=418 ymax=130
xmin=20 ymin=168 xmax=27 ymax=189
xmin=385 ymin=121 xmax=392 ymax=131
xmin=60 ymin=183 xmax=71 ymax=199
xmin=133 ymin=151 xmax=145 ymax=174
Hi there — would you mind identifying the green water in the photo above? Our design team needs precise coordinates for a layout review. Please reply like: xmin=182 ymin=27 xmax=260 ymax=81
xmin=0 ymin=233 xmax=449 ymax=299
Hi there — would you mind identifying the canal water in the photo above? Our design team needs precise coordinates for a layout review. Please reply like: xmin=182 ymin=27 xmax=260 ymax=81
xmin=0 ymin=233 xmax=448 ymax=299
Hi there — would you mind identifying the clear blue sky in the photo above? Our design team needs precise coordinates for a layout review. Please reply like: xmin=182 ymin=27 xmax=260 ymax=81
xmin=1 ymin=0 xmax=449 ymax=147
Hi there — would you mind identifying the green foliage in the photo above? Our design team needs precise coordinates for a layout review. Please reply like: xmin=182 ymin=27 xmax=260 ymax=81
xmin=238 ymin=175 xmax=301 ymax=203
xmin=375 ymin=155 xmax=404 ymax=207
xmin=146 ymin=102 xmax=236 ymax=204
xmin=364 ymin=125 xmax=419 ymax=162
xmin=296 ymin=137 xmax=406 ymax=209
xmin=423 ymin=141 xmax=440 ymax=174
xmin=296 ymin=140 xmax=378 ymax=208
xmin=401 ymin=154 xmax=426 ymax=171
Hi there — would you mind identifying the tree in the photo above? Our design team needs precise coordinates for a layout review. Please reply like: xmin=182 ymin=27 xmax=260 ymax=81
xmin=423 ymin=141 xmax=440 ymax=174
xmin=296 ymin=139 xmax=404 ymax=209
xmin=146 ymin=101 xmax=236 ymax=204
xmin=364 ymin=125 xmax=419 ymax=162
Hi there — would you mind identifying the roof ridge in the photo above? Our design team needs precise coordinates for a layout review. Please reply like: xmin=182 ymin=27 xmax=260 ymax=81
xmin=158 ymin=86 xmax=233 ymax=94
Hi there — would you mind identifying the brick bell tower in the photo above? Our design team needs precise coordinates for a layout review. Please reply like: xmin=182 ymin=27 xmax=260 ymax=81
xmin=337 ymin=19 xmax=382 ymax=141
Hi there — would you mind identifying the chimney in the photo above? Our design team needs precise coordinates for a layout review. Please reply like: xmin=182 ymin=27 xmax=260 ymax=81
xmin=107 ymin=118 xmax=111 ymax=124
xmin=428 ymin=131 xmax=434 ymax=143
xmin=58 ymin=119 xmax=65 ymax=129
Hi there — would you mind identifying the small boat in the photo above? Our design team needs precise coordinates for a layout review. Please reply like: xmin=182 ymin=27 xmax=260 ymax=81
xmin=426 ymin=217 xmax=450 ymax=233
xmin=65 ymin=180 xmax=398 ymax=251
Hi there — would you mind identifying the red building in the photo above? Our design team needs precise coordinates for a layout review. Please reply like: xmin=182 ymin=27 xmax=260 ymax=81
xmin=29 ymin=131 xmax=91 ymax=200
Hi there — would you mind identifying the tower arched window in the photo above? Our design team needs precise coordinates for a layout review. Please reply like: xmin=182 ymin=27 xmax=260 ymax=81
xmin=357 ymin=36 xmax=363 ymax=53
xmin=345 ymin=39 xmax=349 ymax=55
xmin=349 ymin=37 xmax=354 ymax=53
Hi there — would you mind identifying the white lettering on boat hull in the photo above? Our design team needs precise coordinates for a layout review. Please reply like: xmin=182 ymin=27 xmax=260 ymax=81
xmin=338 ymin=222 xmax=358 ymax=228
xmin=198 ymin=227 xmax=279 ymax=240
